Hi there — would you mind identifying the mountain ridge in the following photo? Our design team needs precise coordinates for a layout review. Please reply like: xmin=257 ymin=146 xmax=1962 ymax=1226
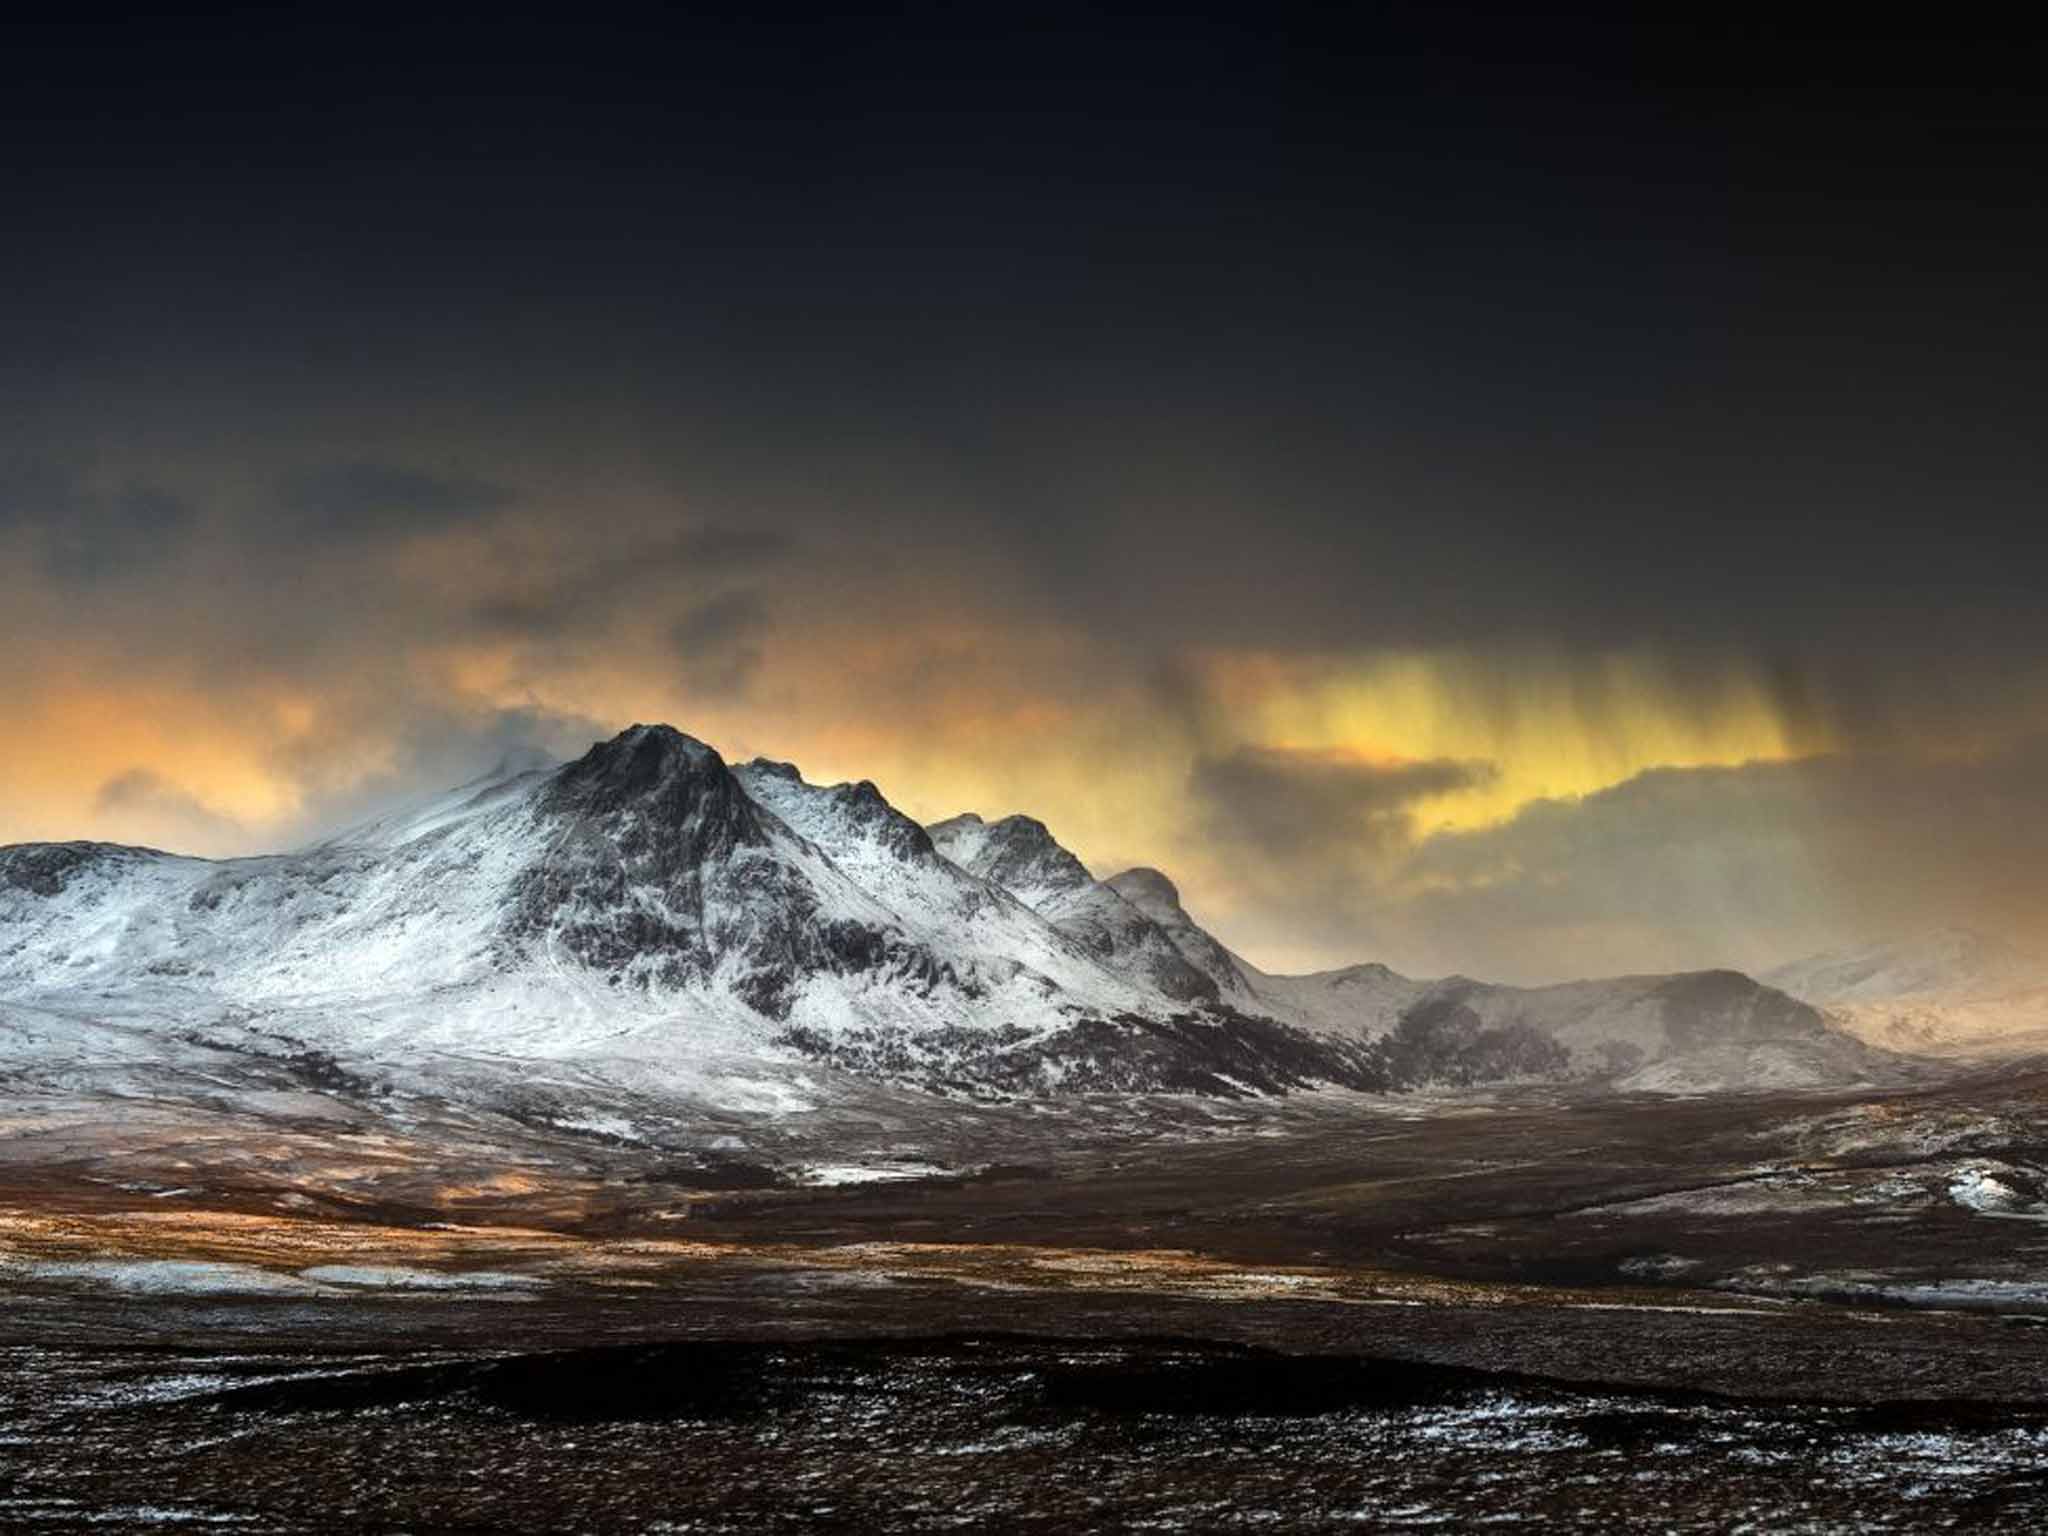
xmin=1766 ymin=928 xmax=2048 ymax=1060
xmin=0 ymin=722 xmax=1901 ymax=1102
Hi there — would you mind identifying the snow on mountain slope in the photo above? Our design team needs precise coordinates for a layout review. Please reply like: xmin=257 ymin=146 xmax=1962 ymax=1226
xmin=926 ymin=814 xmax=1221 ymax=1003
xmin=0 ymin=842 xmax=217 ymax=988
xmin=0 ymin=727 xmax=1281 ymax=1102
xmin=1765 ymin=929 xmax=2047 ymax=1008
xmin=0 ymin=722 xmax=1911 ymax=1101
xmin=921 ymin=814 xmax=1883 ymax=1090
xmin=1233 ymin=957 xmax=1894 ymax=1090
xmin=730 ymin=759 xmax=1152 ymax=1016
xmin=1102 ymin=867 xmax=1257 ymax=1002
xmin=1238 ymin=961 xmax=1429 ymax=1039
xmin=305 ymin=748 xmax=558 ymax=852
xmin=2 ymin=730 xmax=1100 ymax=1048
xmin=1766 ymin=931 xmax=2048 ymax=1059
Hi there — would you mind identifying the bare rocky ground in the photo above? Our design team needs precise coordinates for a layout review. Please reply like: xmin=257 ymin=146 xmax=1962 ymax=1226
xmin=5 ymin=1065 xmax=2048 ymax=1529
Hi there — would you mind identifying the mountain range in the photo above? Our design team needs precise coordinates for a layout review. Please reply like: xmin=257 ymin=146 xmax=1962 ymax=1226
xmin=1766 ymin=928 xmax=2048 ymax=1059
xmin=0 ymin=723 xmax=1911 ymax=1107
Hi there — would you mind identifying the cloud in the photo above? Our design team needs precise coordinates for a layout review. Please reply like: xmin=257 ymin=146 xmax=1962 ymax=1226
xmin=1377 ymin=741 xmax=2048 ymax=981
xmin=669 ymin=590 xmax=770 ymax=699
xmin=275 ymin=702 xmax=612 ymax=844
xmin=0 ymin=459 xmax=197 ymax=584
xmin=92 ymin=769 xmax=243 ymax=850
xmin=1167 ymin=728 xmax=2048 ymax=984
xmin=282 ymin=462 xmax=514 ymax=539
xmin=1173 ymin=746 xmax=1498 ymax=968
xmin=471 ymin=523 xmax=794 ymax=643
xmin=0 ymin=456 xmax=76 ymax=529
xmin=1190 ymin=746 xmax=1495 ymax=860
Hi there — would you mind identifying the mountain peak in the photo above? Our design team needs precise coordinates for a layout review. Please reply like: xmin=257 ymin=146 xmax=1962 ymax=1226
xmin=735 ymin=759 xmax=939 ymax=865
xmin=579 ymin=723 xmax=723 ymax=778
xmin=1106 ymin=865 xmax=1255 ymax=1001
xmin=1105 ymin=866 xmax=1182 ymax=919
xmin=540 ymin=723 xmax=756 ymax=843
xmin=928 ymin=811 xmax=1093 ymax=903
xmin=615 ymin=721 xmax=718 ymax=758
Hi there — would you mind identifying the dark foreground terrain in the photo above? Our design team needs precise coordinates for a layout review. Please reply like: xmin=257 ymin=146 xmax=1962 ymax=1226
xmin=7 ymin=1328 xmax=2048 ymax=1533
xmin=7 ymin=1069 xmax=2048 ymax=1529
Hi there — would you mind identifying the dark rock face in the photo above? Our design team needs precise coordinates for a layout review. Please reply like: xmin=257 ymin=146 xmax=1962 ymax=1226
xmin=536 ymin=725 xmax=767 ymax=865
xmin=1104 ymin=865 xmax=1182 ymax=912
xmin=508 ymin=726 xmax=957 ymax=1012
xmin=1064 ymin=892 xmax=1219 ymax=1004
xmin=0 ymin=842 xmax=156 ymax=897
xmin=1653 ymin=971 xmax=1829 ymax=1054
xmin=777 ymin=998 xmax=1583 ymax=1100
xmin=1374 ymin=997 xmax=1572 ymax=1087
xmin=818 ymin=779 xmax=939 ymax=863
xmin=780 ymin=1010 xmax=1388 ymax=1098
xmin=510 ymin=726 xmax=767 ymax=982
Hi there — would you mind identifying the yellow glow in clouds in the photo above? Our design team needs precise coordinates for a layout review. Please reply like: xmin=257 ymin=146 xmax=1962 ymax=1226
xmin=1200 ymin=649 xmax=1803 ymax=832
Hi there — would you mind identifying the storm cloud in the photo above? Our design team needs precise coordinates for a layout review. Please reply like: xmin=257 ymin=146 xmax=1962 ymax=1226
xmin=0 ymin=461 xmax=197 ymax=585
xmin=1191 ymin=748 xmax=1496 ymax=862
xmin=282 ymin=462 xmax=514 ymax=540
xmin=1384 ymin=743 xmax=2048 ymax=982
xmin=668 ymin=591 xmax=771 ymax=699
xmin=4 ymin=11 xmax=2045 ymax=977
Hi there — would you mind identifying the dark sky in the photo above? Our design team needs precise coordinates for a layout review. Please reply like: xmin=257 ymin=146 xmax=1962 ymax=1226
xmin=5 ymin=6 xmax=2045 ymax=978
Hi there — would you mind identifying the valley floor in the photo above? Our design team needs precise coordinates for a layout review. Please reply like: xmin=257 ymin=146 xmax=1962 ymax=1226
xmin=5 ymin=1069 xmax=2048 ymax=1528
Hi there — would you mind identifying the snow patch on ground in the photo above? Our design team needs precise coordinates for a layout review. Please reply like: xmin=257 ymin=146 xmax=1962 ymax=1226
xmin=798 ymin=1162 xmax=954 ymax=1187
xmin=298 ymin=1264 xmax=542 ymax=1291
xmin=1947 ymin=1163 xmax=2034 ymax=1213
xmin=1718 ymin=1265 xmax=2048 ymax=1310
xmin=3 ymin=1259 xmax=327 ymax=1295
xmin=551 ymin=1113 xmax=642 ymax=1142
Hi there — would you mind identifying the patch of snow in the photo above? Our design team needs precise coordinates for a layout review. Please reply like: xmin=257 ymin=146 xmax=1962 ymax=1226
xmin=297 ymin=1264 xmax=542 ymax=1291
xmin=4 ymin=1259 xmax=327 ymax=1295
xmin=551 ymin=1112 xmax=642 ymax=1141
xmin=1948 ymin=1164 xmax=2026 ymax=1213
xmin=797 ymin=1162 xmax=953 ymax=1186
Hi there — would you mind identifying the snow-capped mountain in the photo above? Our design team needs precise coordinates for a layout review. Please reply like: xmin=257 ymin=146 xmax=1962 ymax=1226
xmin=1228 ymin=960 xmax=1876 ymax=1091
xmin=1766 ymin=929 xmax=2045 ymax=1008
xmin=2 ymin=727 xmax=1146 ymax=1060
xmin=927 ymin=815 xmax=1227 ymax=1004
xmin=1103 ymin=867 xmax=1258 ymax=1003
xmin=0 ymin=723 xmax=1896 ymax=1103
xmin=1765 ymin=930 xmax=2048 ymax=1059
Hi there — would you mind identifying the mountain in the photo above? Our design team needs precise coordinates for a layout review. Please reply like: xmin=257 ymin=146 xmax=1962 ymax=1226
xmin=926 ymin=816 xmax=1223 ymax=1003
xmin=1766 ymin=928 xmax=2044 ymax=1006
xmin=928 ymin=804 xmax=1887 ymax=1094
xmin=1209 ymin=958 xmax=1878 ymax=1092
xmin=0 ymin=722 xmax=1899 ymax=1109
xmin=1766 ymin=930 xmax=2048 ymax=1059
xmin=1102 ymin=867 xmax=1258 ymax=1002
xmin=5 ymin=727 xmax=1141 ymax=1057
